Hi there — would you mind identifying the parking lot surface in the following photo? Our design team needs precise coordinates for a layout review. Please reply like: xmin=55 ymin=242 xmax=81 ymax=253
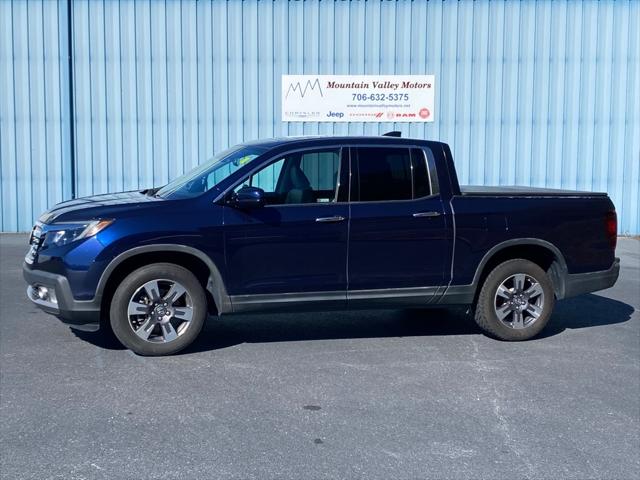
xmin=1 ymin=234 xmax=639 ymax=480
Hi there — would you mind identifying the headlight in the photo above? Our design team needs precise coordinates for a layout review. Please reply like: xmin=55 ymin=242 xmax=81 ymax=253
xmin=43 ymin=219 xmax=114 ymax=247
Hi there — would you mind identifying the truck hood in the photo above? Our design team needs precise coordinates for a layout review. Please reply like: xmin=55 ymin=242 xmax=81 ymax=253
xmin=38 ymin=190 xmax=164 ymax=224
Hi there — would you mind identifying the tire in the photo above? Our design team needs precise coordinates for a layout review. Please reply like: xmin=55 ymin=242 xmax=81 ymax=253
xmin=109 ymin=263 xmax=207 ymax=356
xmin=474 ymin=259 xmax=555 ymax=341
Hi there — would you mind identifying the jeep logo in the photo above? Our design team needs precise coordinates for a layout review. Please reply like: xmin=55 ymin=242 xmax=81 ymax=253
xmin=326 ymin=111 xmax=345 ymax=118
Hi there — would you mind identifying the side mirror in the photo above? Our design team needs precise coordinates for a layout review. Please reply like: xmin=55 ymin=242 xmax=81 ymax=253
xmin=231 ymin=186 xmax=265 ymax=209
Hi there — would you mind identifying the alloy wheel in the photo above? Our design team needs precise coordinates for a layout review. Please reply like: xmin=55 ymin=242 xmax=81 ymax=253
xmin=493 ymin=273 xmax=545 ymax=330
xmin=127 ymin=279 xmax=194 ymax=343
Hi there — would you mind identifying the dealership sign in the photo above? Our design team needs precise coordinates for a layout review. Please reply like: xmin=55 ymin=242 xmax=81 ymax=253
xmin=282 ymin=75 xmax=435 ymax=122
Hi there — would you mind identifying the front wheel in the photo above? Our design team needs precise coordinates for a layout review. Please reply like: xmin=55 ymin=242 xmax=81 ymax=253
xmin=110 ymin=263 xmax=207 ymax=356
xmin=474 ymin=259 xmax=555 ymax=341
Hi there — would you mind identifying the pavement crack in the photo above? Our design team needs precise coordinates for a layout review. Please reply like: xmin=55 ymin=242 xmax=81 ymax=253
xmin=469 ymin=336 xmax=537 ymax=478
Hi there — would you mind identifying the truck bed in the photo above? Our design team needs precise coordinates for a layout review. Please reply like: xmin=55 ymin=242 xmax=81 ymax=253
xmin=460 ymin=185 xmax=608 ymax=197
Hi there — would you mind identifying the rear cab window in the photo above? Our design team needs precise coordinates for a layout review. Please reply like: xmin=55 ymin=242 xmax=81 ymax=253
xmin=352 ymin=146 xmax=434 ymax=202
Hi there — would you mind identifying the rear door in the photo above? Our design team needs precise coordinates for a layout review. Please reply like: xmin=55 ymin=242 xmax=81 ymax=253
xmin=347 ymin=145 xmax=448 ymax=306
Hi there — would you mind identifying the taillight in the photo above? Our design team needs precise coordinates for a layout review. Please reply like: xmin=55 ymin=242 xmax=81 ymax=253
xmin=606 ymin=211 xmax=617 ymax=250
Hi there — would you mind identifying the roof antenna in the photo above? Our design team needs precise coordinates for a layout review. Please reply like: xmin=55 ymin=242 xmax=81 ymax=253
xmin=383 ymin=131 xmax=401 ymax=137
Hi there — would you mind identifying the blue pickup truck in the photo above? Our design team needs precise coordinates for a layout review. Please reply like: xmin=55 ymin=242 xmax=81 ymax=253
xmin=23 ymin=134 xmax=620 ymax=355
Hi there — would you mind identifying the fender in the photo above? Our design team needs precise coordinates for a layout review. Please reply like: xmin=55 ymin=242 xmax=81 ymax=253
xmin=438 ymin=238 xmax=568 ymax=305
xmin=470 ymin=238 xmax=568 ymax=288
xmin=95 ymin=244 xmax=232 ymax=314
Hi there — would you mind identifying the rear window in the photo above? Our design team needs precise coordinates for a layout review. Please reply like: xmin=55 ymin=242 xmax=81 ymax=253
xmin=411 ymin=148 xmax=432 ymax=198
xmin=355 ymin=147 xmax=413 ymax=201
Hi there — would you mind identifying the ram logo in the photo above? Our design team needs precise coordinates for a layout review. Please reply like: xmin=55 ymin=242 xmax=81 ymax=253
xmin=285 ymin=78 xmax=323 ymax=99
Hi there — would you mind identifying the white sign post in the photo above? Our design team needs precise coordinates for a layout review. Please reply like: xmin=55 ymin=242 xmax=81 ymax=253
xmin=281 ymin=75 xmax=435 ymax=122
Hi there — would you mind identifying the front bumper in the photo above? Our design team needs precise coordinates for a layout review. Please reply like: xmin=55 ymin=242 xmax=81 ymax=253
xmin=564 ymin=257 xmax=620 ymax=299
xmin=23 ymin=263 xmax=101 ymax=331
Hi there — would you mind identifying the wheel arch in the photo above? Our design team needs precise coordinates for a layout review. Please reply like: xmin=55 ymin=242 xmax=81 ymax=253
xmin=470 ymin=239 xmax=569 ymax=302
xmin=96 ymin=245 xmax=231 ymax=320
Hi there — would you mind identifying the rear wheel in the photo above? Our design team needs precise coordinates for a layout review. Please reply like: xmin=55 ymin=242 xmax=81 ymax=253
xmin=110 ymin=263 xmax=207 ymax=355
xmin=474 ymin=259 xmax=554 ymax=341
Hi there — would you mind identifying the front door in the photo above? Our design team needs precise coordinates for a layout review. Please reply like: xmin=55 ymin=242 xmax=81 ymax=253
xmin=347 ymin=146 xmax=448 ymax=306
xmin=223 ymin=147 xmax=349 ymax=312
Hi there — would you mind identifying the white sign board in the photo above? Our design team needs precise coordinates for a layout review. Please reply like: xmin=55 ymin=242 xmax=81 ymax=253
xmin=281 ymin=75 xmax=435 ymax=122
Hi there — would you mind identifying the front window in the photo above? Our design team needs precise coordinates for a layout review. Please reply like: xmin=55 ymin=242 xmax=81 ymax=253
xmin=234 ymin=148 xmax=343 ymax=205
xmin=155 ymin=145 xmax=267 ymax=199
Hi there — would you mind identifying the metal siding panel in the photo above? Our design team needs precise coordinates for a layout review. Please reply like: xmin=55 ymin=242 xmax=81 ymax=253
xmin=273 ymin=0 xmax=288 ymax=138
xmin=378 ymin=0 xmax=397 ymax=136
xmin=593 ymin=0 xmax=614 ymax=197
xmin=196 ymin=0 xmax=212 ymax=169
xmin=467 ymin=0 xmax=488 ymax=185
xmin=609 ymin=1 xmax=630 ymax=234
xmin=12 ymin=1 xmax=34 ymax=231
xmin=227 ymin=0 xmax=243 ymax=145
xmin=408 ymin=0 xmax=427 ymax=141
xmin=455 ymin=0 xmax=474 ymax=185
xmin=243 ymin=0 xmax=259 ymax=140
xmin=103 ymin=1 xmax=123 ymax=193
xmin=424 ymin=0 xmax=443 ymax=144
xmin=347 ymin=0 xmax=365 ymax=136
xmin=331 ymin=0 xmax=349 ymax=137
xmin=72 ymin=0 xmax=92 ymax=198
xmin=439 ymin=1 xmax=458 ymax=156
xmin=182 ymin=1 xmax=198 ymax=173
xmin=621 ymin=0 xmax=640 ymax=235
xmin=118 ymin=0 xmax=140 ymax=190
xmin=367 ymin=0 xmax=384 ymax=136
xmin=136 ymin=0 xmax=154 ymax=189
xmin=318 ymin=0 xmax=336 ymax=136
xmin=27 ymin=1 xmax=46 ymax=222
xmin=151 ymin=0 xmax=169 ymax=187
xmin=165 ymin=0 xmax=184 ymax=180
xmin=212 ymin=0 xmax=229 ymax=153
xmin=530 ymin=0 xmax=551 ymax=189
xmin=577 ymin=0 xmax=598 ymax=193
xmin=287 ymin=0 xmax=304 ymax=137
xmin=516 ymin=0 xmax=535 ymax=187
xmin=257 ymin=0 xmax=275 ymax=139
xmin=627 ymin=0 xmax=640 ymax=235
xmin=562 ymin=1 xmax=582 ymax=191
xmin=42 ymin=0 xmax=62 ymax=208
xmin=89 ymin=0 xmax=108 ymax=195
xmin=483 ymin=0 xmax=503 ymax=187
xmin=0 ymin=0 xmax=17 ymax=230
xmin=303 ymin=0 xmax=320 ymax=136
xmin=56 ymin=0 xmax=73 ymax=205
xmin=546 ymin=0 xmax=567 ymax=190
xmin=1 ymin=0 xmax=639 ymax=234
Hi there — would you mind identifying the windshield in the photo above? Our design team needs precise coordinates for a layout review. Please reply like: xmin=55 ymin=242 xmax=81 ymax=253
xmin=155 ymin=145 xmax=267 ymax=199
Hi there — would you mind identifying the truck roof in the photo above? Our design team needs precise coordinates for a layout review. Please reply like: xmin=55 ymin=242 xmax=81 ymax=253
xmin=239 ymin=135 xmax=447 ymax=149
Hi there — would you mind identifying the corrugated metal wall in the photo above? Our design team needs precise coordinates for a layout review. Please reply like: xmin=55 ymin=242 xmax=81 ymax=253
xmin=0 ymin=0 xmax=73 ymax=232
xmin=1 ymin=0 xmax=639 ymax=233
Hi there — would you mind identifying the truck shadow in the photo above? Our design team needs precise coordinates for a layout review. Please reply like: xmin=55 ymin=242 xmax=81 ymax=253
xmin=73 ymin=293 xmax=635 ymax=354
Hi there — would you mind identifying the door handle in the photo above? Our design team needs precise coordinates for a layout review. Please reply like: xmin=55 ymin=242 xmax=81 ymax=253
xmin=412 ymin=211 xmax=442 ymax=218
xmin=315 ymin=215 xmax=346 ymax=223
